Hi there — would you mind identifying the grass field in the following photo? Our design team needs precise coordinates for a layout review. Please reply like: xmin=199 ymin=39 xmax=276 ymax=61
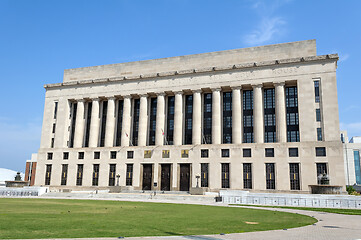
xmin=0 ymin=198 xmax=316 ymax=239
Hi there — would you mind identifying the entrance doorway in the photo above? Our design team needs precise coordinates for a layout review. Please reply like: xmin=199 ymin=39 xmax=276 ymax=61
xmin=180 ymin=164 xmax=191 ymax=191
xmin=161 ymin=164 xmax=171 ymax=191
xmin=142 ymin=164 xmax=153 ymax=190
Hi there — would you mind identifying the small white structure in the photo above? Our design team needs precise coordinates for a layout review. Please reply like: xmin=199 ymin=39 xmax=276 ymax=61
xmin=341 ymin=131 xmax=361 ymax=185
xmin=0 ymin=168 xmax=24 ymax=187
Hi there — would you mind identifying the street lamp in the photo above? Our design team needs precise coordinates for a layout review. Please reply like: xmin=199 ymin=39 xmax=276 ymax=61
xmin=116 ymin=174 xmax=120 ymax=186
xmin=195 ymin=173 xmax=201 ymax=188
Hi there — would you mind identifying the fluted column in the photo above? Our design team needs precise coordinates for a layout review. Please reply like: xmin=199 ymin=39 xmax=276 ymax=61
xmin=121 ymin=95 xmax=131 ymax=146
xmin=174 ymin=91 xmax=183 ymax=146
xmin=89 ymin=98 xmax=100 ymax=147
xmin=192 ymin=90 xmax=202 ymax=145
xmin=275 ymin=82 xmax=287 ymax=142
xmin=104 ymin=97 xmax=116 ymax=147
xmin=155 ymin=93 xmax=165 ymax=146
xmin=253 ymin=84 xmax=264 ymax=143
xmin=138 ymin=94 xmax=148 ymax=146
xmin=232 ymin=86 xmax=242 ymax=144
xmin=73 ymin=99 xmax=85 ymax=148
xmin=212 ymin=88 xmax=221 ymax=144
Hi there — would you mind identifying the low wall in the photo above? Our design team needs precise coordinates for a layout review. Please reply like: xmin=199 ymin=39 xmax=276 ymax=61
xmin=0 ymin=187 xmax=49 ymax=197
xmin=220 ymin=190 xmax=361 ymax=209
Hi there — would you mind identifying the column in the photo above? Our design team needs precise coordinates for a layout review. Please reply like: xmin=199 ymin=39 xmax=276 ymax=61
xmin=212 ymin=88 xmax=221 ymax=144
xmin=138 ymin=94 xmax=148 ymax=146
xmin=121 ymin=95 xmax=131 ymax=146
xmin=73 ymin=99 xmax=85 ymax=148
xmin=155 ymin=93 xmax=165 ymax=146
xmin=253 ymin=84 xmax=264 ymax=143
xmin=192 ymin=90 xmax=202 ymax=145
xmin=275 ymin=82 xmax=287 ymax=142
xmin=104 ymin=97 xmax=116 ymax=147
xmin=174 ymin=91 xmax=183 ymax=146
xmin=232 ymin=86 xmax=242 ymax=144
xmin=89 ymin=98 xmax=100 ymax=147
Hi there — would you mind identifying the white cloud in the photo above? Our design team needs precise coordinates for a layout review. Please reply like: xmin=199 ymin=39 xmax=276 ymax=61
xmin=339 ymin=53 xmax=350 ymax=62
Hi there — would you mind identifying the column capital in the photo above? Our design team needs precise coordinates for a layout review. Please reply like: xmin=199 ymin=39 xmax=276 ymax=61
xmin=156 ymin=92 xmax=166 ymax=97
xmin=274 ymin=82 xmax=285 ymax=87
xmin=106 ymin=96 xmax=116 ymax=101
xmin=139 ymin=94 xmax=148 ymax=98
xmin=251 ymin=83 xmax=263 ymax=89
xmin=90 ymin=97 xmax=100 ymax=102
xmin=231 ymin=86 xmax=242 ymax=90
xmin=192 ymin=89 xmax=202 ymax=94
xmin=75 ymin=98 xmax=86 ymax=103
xmin=211 ymin=87 xmax=222 ymax=92
xmin=122 ymin=95 xmax=132 ymax=99
xmin=174 ymin=91 xmax=183 ymax=95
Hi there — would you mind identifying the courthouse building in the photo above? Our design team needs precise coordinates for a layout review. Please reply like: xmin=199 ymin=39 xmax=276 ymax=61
xmin=34 ymin=39 xmax=345 ymax=193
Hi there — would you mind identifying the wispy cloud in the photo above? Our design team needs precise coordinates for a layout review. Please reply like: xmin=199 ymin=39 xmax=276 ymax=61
xmin=340 ymin=122 xmax=361 ymax=137
xmin=339 ymin=53 xmax=350 ymax=62
xmin=343 ymin=104 xmax=359 ymax=112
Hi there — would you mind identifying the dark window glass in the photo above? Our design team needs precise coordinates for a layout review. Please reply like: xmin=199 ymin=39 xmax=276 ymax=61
xmin=115 ymin=100 xmax=124 ymax=146
xmin=290 ymin=163 xmax=300 ymax=190
xmin=316 ymin=147 xmax=326 ymax=157
xmin=45 ymin=164 xmax=52 ymax=185
xmin=314 ymin=80 xmax=320 ymax=103
xmin=203 ymin=93 xmax=212 ymax=144
xmin=289 ymin=148 xmax=299 ymax=157
xmin=223 ymin=92 xmax=232 ymax=143
xmin=76 ymin=164 xmax=83 ymax=186
xmin=201 ymin=163 xmax=209 ymax=187
xmin=68 ymin=102 xmax=77 ymax=148
xmin=126 ymin=164 xmax=133 ymax=186
xmin=132 ymin=99 xmax=140 ymax=146
xmin=166 ymin=96 xmax=175 ymax=145
xmin=316 ymin=108 xmax=321 ymax=122
xmin=265 ymin=148 xmax=274 ymax=157
xmin=99 ymin=101 xmax=108 ymax=147
xmin=243 ymin=163 xmax=252 ymax=189
xmin=84 ymin=102 xmax=92 ymax=147
xmin=317 ymin=128 xmax=323 ymax=141
xmin=109 ymin=164 xmax=116 ymax=186
xmin=54 ymin=102 xmax=58 ymax=119
xmin=92 ymin=164 xmax=100 ymax=186
xmin=47 ymin=152 xmax=53 ymax=160
xmin=127 ymin=151 xmax=134 ymax=159
xmin=63 ymin=152 xmax=69 ymax=160
xmin=201 ymin=149 xmax=209 ymax=158
xmin=316 ymin=163 xmax=327 ymax=184
xmin=51 ymin=138 xmax=54 ymax=148
xmin=264 ymin=88 xmax=276 ymax=143
xmin=243 ymin=148 xmax=252 ymax=157
xmin=221 ymin=149 xmax=230 ymax=158
xmin=286 ymin=87 xmax=300 ymax=142
xmin=266 ymin=163 xmax=275 ymax=189
xmin=61 ymin=164 xmax=68 ymax=186
xmin=52 ymin=123 xmax=56 ymax=133
xmin=148 ymin=98 xmax=157 ymax=145
xmin=184 ymin=95 xmax=193 ymax=145
xmin=243 ymin=90 xmax=254 ymax=143
xmin=78 ymin=152 xmax=84 ymax=159
xmin=162 ymin=150 xmax=170 ymax=158
xmin=110 ymin=151 xmax=117 ymax=159
xmin=94 ymin=152 xmax=100 ymax=159
xmin=221 ymin=163 xmax=230 ymax=188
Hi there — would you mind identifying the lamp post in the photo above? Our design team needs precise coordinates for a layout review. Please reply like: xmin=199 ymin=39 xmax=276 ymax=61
xmin=116 ymin=174 xmax=120 ymax=186
xmin=195 ymin=173 xmax=201 ymax=188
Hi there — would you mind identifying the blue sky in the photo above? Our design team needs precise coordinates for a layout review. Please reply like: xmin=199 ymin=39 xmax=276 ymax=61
xmin=0 ymin=0 xmax=360 ymax=171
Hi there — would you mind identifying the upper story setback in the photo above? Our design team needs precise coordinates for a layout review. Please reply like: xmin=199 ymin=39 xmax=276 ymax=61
xmin=40 ymin=39 xmax=340 ymax=150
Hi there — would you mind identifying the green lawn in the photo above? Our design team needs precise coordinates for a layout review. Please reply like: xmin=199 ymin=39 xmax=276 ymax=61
xmin=0 ymin=198 xmax=316 ymax=239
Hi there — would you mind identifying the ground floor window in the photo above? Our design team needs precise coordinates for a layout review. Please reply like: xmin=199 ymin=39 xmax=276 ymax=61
xmin=76 ymin=164 xmax=83 ymax=186
xmin=289 ymin=163 xmax=300 ymax=190
xmin=201 ymin=163 xmax=209 ymax=187
xmin=61 ymin=164 xmax=68 ymax=186
xmin=45 ymin=164 xmax=52 ymax=185
xmin=266 ymin=163 xmax=275 ymax=189
xmin=243 ymin=163 xmax=252 ymax=189
xmin=221 ymin=163 xmax=230 ymax=188
xmin=92 ymin=164 xmax=99 ymax=186
xmin=316 ymin=163 xmax=327 ymax=184
xmin=109 ymin=164 xmax=116 ymax=186
xmin=126 ymin=164 xmax=133 ymax=186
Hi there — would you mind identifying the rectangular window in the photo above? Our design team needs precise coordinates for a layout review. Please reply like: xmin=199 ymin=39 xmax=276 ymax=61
xmin=181 ymin=150 xmax=189 ymax=158
xmin=54 ymin=102 xmax=58 ymax=119
xmin=243 ymin=163 xmax=252 ymax=189
xmin=286 ymin=86 xmax=300 ymax=142
xmin=316 ymin=108 xmax=321 ymax=122
xmin=51 ymin=138 xmax=54 ymax=148
xmin=314 ymin=80 xmax=320 ymax=103
xmin=84 ymin=101 xmax=92 ymax=147
xmin=126 ymin=164 xmax=133 ymax=186
xmin=92 ymin=164 xmax=100 ymax=186
xmin=127 ymin=151 xmax=134 ymax=159
xmin=221 ymin=149 xmax=230 ymax=158
xmin=148 ymin=98 xmax=157 ymax=146
xmin=109 ymin=164 xmax=116 ymax=186
xmin=201 ymin=149 xmax=209 ymax=158
xmin=201 ymin=163 xmax=209 ymax=187
xmin=61 ymin=164 xmax=68 ymax=186
xmin=45 ymin=164 xmax=52 ymax=185
xmin=68 ymin=102 xmax=77 ymax=148
xmin=144 ymin=150 xmax=152 ymax=158
xmin=47 ymin=152 xmax=53 ymax=160
xmin=99 ymin=101 xmax=108 ymax=147
xmin=289 ymin=148 xmax=299 ymax=157
xmin=76 ymin=164 xmax=83 ymax=186
xmin=184 ymin=95 xmax=193 ymax=145
xmin=221 ymin=163 xmax=230 ymax=188
xmin=162 ymin=150 xmax=170 ymax=158
xmin=115 ymin=99 xmax=124 ymax=146
xmin=223 ymin=92 xmax=232 ymax=143
xmin=316 ymin=163 xmax=327 ymax=184
xmin=317 ymin=128 xmax=323 ymax=141
xmin=354 ymin=150 xmax=361 ymax=184
xmin=166 ymin=96 xmax=175 ymax=145
xmin=52 ymin=123 xmax=56 ymax=133
xmin=243 ymin=149 xmax=252 ymax=157
xmin=316 ymin=147 xmax=326 ymax=157
xmin=243 ymin=90 xmax=254 ymax=143
xmin=110 ymin=151 xmax=117 ymax=159
xmin=266 ymin=163 xmax=275 ymax=189
xmin=63 ymin=152 xmax=69 ymax=160
xmin=265 ymin=148 xmax=274 ymax=157
xmin=203 ymin=93 xmax=212 ymax=144
xmin=264 ymin=88 xmax=276 ymax=143
xmin=78 ymin=152 xmax=84 ymax=159
xmin=94 ymin=152 xmax=100 ymax=159
xmin=132 ymin=99 xmax=140 ymax=146
xmin=289 ymin=163 xmax=300 ymax=190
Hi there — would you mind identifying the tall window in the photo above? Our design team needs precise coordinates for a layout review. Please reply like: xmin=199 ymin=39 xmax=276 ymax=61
xmin=184 ymin=95 xmax=193 ymax=145
xmin=99 ymin=101 xmax=108 ymax=147
xmin=314 ymin=80 xmax=320 ymax=103
xmin=316 ymin=163 xmax=327 ymax=184
xmin=54 ymin=102 xmax=58 ymax=119
xmin=201 ymin=163 xmax=209 ymax=187
xmin=266 ymin=163 xmax=275 ymax=189
xmin=243 ymin=90 xmax=254 ymax=143
xmin=61 ymin=164 xmax=68 ymax=186
xmin=115 ymin=100 xmax=124 ymax=146
xmin=76 ymin=164 xmax=83 ymax=186
xmin=223 ymin=92 xmax=232 ymax=143
xmin=316 ymin=108 xmax=321 ymax=122
xmin=84 ymin=102 xmax=92 ymax=147
xmin=289 ymin=163 xmax=300 ymax=190
xmin=166 ymin=96 xmax=175 ymax=145
xmin=109 ymin=164 xmax=116 ymax=186
xmin=286 ymin=86 xmax=300 ymax=142
xmin=221 ymin=163 xmax=230 ymax=188
xmin=354 ymin=150 xmax=361 ymax=184
xmin=132 ymin=99 xmax=140 ymax=146
xmin=203 ymin=93 xmax=212 ymax=144
xmin=68 ymin=102 xmax=77 ymax=148
xmin=126 ymin=164 xmax=133 ymax=186
xmin=92 ymin=164 xmax=100 ymax=186
xmin=148 ymin=98 xmax=157 ymax=145
xmin=264 ymin=88 xmax=276 ymax=142
xmin=317 ymin=128 xmax=323 ymax=141
xmin=45 ymin=164 xmax=52 ymax=185
xmin=243 ymin=163 xmax=252 ymax=189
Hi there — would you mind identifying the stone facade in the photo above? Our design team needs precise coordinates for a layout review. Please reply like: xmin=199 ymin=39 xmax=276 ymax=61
xmin=35 ymin=39 xmax=345 ymax=193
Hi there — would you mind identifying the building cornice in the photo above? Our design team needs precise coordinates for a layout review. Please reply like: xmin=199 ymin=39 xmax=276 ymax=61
xmin=44 ymin=54 xmax=338 ymax=89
